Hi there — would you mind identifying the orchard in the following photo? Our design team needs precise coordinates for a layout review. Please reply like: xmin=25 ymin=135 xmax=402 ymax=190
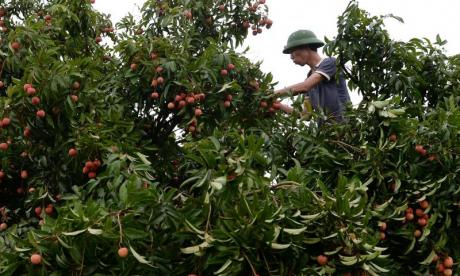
xmin=0 ymin=0 xmax=459 ymax=275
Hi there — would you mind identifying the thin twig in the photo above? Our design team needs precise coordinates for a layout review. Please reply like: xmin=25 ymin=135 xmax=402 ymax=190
xmin=242 ymin=252 xmax=257 ymax=276
xmin=117 ymin=212 xmax=123 ymax=246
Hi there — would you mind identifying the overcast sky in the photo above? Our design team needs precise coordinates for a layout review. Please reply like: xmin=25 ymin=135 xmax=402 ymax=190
xmin=94 ymin=0 xmax=460 ymax=104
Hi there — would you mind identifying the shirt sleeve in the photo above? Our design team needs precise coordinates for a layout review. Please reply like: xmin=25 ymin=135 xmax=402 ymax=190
xmin=315 ymin=57 xmax=337 ymax=81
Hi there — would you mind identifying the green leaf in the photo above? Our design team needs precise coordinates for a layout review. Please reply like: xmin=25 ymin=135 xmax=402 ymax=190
xmin=214 ymin=259 xmax=232 ymax=275
xmin=62 ymin=229 xmax=87 ymax=236
xmin=129 ymin=245 xmax=156 ymax=267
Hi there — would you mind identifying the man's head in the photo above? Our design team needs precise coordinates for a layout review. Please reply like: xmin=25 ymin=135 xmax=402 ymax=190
xmin=283 ymin=30 xmax=324 ymax=66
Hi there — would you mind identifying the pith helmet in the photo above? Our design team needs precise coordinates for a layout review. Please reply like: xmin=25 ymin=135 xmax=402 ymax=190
xmin=283 ymin=30 xmax=325 ymax=54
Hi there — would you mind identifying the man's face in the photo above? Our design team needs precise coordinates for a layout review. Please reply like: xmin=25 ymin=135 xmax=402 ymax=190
xmin=290 ymin=48 xmax=309 ymax=66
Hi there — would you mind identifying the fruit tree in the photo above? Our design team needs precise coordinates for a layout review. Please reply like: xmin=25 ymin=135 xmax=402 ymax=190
xmin=0 ymin=0 xmax=459 ymax=275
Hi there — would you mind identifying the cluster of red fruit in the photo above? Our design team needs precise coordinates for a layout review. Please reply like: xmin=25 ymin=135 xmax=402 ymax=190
xmin=0 ymin=206 xmax=7 ymax=231
xmin=34 ymin=203 xmax=54 ymax=226
xmin=0 ymin=7 xmax=8 ymax=33
xmin=246 ymin=1 xmax=273 ymax=36
xmin=23 ymin=83 xmax=46 ymax=118
xmin=378 ymin=221 xmax=388 ymax=240
xmin=82 ymin=159 xmax=102 ymax=179
xmin=220 ymin=63 xmax=236 ymax=77
xmin=70 ymin=81 xmax=80 ymax=103
xmin=433 ymin=255 xmax=455 ymax=276
xmin=259 ymin=100 xmax=281 ymax=113
xmin=404 ymin=200 xmax=430 ymax=238
xmin=415 ymin=144 xmax=438 ymax=161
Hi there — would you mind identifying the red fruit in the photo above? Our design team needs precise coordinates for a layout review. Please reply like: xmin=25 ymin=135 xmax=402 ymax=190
xmin=220 ymin=69 xmax=228 ymax=76
xmin=150 ymin=52 xmax=158 ymax=60
xmin=406 ymin=207 xmax=413 ymax=214
xmin=433 ymin=254 xmax=440 ymax=263
xmin=68 ymin=148 xmax=78 ymax=157
xmin=415 ymin=208 xmax=424 ymax=217
xmin=118 ymin=247 xmax=129 ymax=258
xmin=167 ymin=102 xmax=175 ymax=110
xmin=243 ymin=21 xmax=250 ymax=29
xmin=44 ymin=15 xmax=52 ymax=21
xmin=224 ymin=100 xmax=231 ymax=108
xmin=82 ymin=166 xmax=89 ymax=174
xmin=226 ymin=94 xmax=233 ymax=101
xmin=72 ymin=81 xmax=80 ymax=90
xmin=178 ymin=100 xmax=186 ymax=109
xmin=174 ymin=95 xmax=183 ymax=102
xmin=156 ymin=66 xmax=164 ymax=73
xmin=427 ymin=154 xmax=437 ymax=161
xmin=94 ymin=159 xmax=101 ymax=167
xmin=21 ymin=170 xmax=28 ymax=179
xmin=405 ymin=213 xmax=414 ymax=221
xmin=258 ymin=0 xmax=266 ymax=4
xmin=415 ymin=144 xmax=424 ymax=153
xmin=17 ymin=187 xmax=24 ymax=194
xmin=444 ymin=256 xmax=454 ymax=268
xmin=150 ymin=92 xmax=159 ymax=99
xmin=31 ymin=96 xmax=40 ymax=105
xmin=157 ymin=76 xmax=165 ymax=84
xmin=186 ymin=96 xmax=195 ymax=104
xmin=24 ymin=127 xmax=31 ymax=137
xmin=26 ymin=87 xmax=37 ymax=96
xmin=389 ymin=134 xmax=397 ymax=142
xmin=28 ymin=187 xmax=36 ymax=193
xmin=414 ymin=229 xmax=422 ymax=238
xmin=183 ymin=10 xmax=192 ymax=20
xmin=443 ymin=269 xmax=453 ymax=276
xmin=379 ymin=232 xmax=386 ymax=240
xmin=379 ymin=222 xmax=387 ymax=231
xmin=0 ymin=81 xmax=4 ymax=88
xmin=437 ymin=263 xmax=445 ymax=272
xmin=268 ymin=107 xmax=275 ymax=113
xmin=260 ymin=101 xmax=268 ymax=108
xmin=88 ymin=172 xmax=96 ymax=179
xmin=0 ymin=170 xmax=5 ymax=179
xmin=151 ymin=79 xmax=158 ymax=87
xmin=1 ymin=143 xmax=10 ymax=151
xmin=90 ymin=0 xmax=95 ymax=3
xmin=420 ymin=148 xmax=427 ymax=156
xmin=272 ymin=101 xmax=281 ymax=110
xmin=24 ymin=83 xmax=32 ymax=92
xmin=36 ymin=110 xmax=46 ymax=118
xmin=11 ymin=41 xmax=21 ymax=51
xmin=188 ymin=125 xmax=196 ymax=133
xmin=227 ymin=63 xmax=235 ymax=70
xmin=30 ymin=254 xmax=42 ymax=265
xmin=266 ymin=18 xmax=273 ymax=28
xmin=95 ymin=36 xmax=102 ymax=43
xmin=85 ymin=161 xmax=93 ymax=168
xmin=317 ymin=255 xmax=328 ymax=266
xmin=130 ymin=63 xmax=137 ymax=71
xmin=71 ymin=95 xmax=79 ymax=103
xmin=417 ymin=218 xmax=427 ymax=227
xmin=45 ymin=205 xmax=53 ymax=215
xmin=0 ymin=223 xmax=7 ymax=231
xmin=419 ymin=200 xmax=429 ymax=209
xmin=218 ymin=4 xmax=225 ymax=11
xmin=257 ymin=28 xmax=262 ymax=34
xmin=34 ymin=207 xmax=42 ymax=217
xmin=1 ymin=117 xmax=10 ymax=126
xmin=194 ymin=108 xmax=203 ymax=117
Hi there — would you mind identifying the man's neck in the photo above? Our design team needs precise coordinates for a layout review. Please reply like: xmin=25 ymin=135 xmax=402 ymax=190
xmin=307 ymin=54 xmax=322 ymax=68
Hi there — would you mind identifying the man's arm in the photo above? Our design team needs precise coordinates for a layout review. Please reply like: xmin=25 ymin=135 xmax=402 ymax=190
xmin=273 ymin=72 xmax=324 ymax=97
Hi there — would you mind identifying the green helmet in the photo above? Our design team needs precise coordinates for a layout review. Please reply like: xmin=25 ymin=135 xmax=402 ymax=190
xmin=283 ymin=30 xmax=325 ymax=54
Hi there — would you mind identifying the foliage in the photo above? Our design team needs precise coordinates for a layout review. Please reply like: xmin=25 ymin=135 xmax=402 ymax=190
xmin=0 ymin=0 xmax=459 ymax=275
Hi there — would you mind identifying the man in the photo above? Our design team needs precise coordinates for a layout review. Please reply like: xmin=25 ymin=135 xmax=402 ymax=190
xmin=273 ymin=30 xmax=350 ymax=125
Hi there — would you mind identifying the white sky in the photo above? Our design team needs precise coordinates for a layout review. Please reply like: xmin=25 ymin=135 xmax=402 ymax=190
xmin=95 ymin=0 xmax=460 ymax=104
